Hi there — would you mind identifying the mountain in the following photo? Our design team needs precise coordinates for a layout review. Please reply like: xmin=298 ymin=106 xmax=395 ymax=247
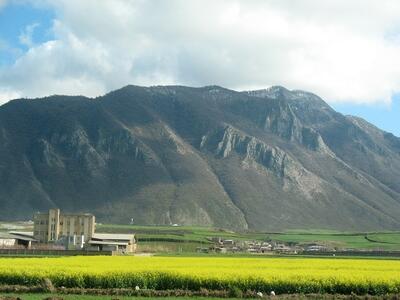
xmin=1 ymin=85 xmax=400 ymax=231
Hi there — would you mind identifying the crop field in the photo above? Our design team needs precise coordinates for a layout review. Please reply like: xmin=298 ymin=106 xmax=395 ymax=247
xmin=4 ymin=221 xmax=400 ymax=252
xmin=267 ymin=231 xmax=400 ymax=250
xmin=0 ymin=256 xmax=400 ymax=295
xmin=97 ymin=224 xmax=267 ymax=243
xmin=96 ymin=224 xmax=400 ymax=251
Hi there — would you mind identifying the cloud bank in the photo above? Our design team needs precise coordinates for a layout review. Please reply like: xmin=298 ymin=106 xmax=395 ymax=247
xmin=1 ymin=0 xmax=400 ymax=105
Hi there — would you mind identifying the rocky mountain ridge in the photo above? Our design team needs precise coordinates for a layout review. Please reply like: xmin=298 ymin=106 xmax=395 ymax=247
xmin=0 ymin=85 xmax=399 ymax=231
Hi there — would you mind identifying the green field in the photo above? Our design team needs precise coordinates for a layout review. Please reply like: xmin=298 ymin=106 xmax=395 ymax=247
xmin=97 ymin=224 xmax=266 ymax=243
xmin=97 ymin=224 xmax=268 ymax=253
xmin=365 ymin=232 xmax=400 ymax=244
xmin=96 ymin=224 xmax=400 ymax=252
xmin=267 ymin=232 xmax=400 ymax=250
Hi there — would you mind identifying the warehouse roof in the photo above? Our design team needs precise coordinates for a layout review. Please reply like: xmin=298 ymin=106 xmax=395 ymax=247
xmin=88 ymin=240 xmax=129 ymax=246
xmin=92 ymin=233 xmax=135 ymax=241
xmin=9 ymin=231 xmax=34 ymax=238
xmin=9 ymin=231 xmax=37 ymax=242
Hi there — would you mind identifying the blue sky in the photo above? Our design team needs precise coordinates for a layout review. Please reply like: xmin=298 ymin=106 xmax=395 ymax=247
xmin=332 ymin=96 xmax=400 ymax=136
xmin=0 ymin=1 xmax=399 ymax=136
xmin=0 ymin=2 xmax=54 ymax=66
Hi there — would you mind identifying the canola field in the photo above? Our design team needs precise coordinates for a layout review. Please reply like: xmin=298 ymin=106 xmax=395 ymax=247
xmin=0 ymin=256 xmax=400 ymax=295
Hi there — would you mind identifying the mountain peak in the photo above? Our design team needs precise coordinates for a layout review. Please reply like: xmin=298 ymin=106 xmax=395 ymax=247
xmin=243 ymin=86 xmax=289 ymax=99
xmin=1 ymin=84 xmax=400 ymax=231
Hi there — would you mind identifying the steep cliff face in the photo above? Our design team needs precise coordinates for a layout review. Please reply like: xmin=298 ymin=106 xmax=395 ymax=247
xmin=0 ymin=85 xmax=400 ymax=231
xmin=203 ymin=125 xmax=304 ymax=181
xmin=201 ymin=125 xmax=327 ymax=201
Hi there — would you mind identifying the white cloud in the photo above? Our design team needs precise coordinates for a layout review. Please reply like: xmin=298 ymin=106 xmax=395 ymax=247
xmin=19 ymin=22 xmax=40 ymax=47
xmin=0 ymin=88 xmax=21 ymax=103
xmin=1 ymin=0 xmax=400 ymax=105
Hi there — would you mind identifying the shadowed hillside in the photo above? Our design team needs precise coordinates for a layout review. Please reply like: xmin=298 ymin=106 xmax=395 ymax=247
xmin=1 ymin=85 xmax=400 ymax=231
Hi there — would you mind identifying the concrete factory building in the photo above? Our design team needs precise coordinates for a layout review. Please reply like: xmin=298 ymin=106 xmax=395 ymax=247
xmin=32 ymin=208 xmax=136 ymax=253
xmin=33 ymin=208 xmax=96 ymax=243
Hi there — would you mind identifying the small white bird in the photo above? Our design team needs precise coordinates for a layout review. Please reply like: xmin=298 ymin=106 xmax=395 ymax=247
xmin=135 ymin=285 xmax=140 ymax=291
xmin=256 ymin=291 xmax=263 ymax=297
xmin=270 ymin=291 xmax=276 ymax=296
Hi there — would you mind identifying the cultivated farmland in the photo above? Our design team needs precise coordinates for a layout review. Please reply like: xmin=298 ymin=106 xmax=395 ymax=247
xmin=0 ymin=256 xmax=400 ymax=295
xmin=96 ymin=224 xmax=400 ymax=252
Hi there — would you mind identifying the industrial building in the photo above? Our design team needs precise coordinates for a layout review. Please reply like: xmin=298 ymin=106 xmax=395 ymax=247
xmin=88 ymin=233 xmax=137 ymax=253
xmin=33 ymin=208 xmax=95 ymax=243
xmin=0 ymin=231 xmax=37 ymax=248
xmin=30 ymin=209 xmax=136 ymax=253
xmin=0 ymin=233 xmax=16 ymax=248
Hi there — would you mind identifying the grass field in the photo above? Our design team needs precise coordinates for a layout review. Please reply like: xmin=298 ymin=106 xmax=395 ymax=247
xmin=365 ymin=232 xmax=400 ymax=244
xmin=267 ymin=232 xmax=400 ymax=250
xmin=1 ymin=256 xmax=400 ymax=295
xmin=97 ymin=224 xmax=266 ymax=243
xmin=96 ymin=224 xmax=400 ymax=251
xmin=97 ymin=224 xmax=268 ymax=253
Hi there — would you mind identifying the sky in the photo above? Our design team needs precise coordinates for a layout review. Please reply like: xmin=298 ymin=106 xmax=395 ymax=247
xmin=0 ymin=0 xmax=399 ymax=136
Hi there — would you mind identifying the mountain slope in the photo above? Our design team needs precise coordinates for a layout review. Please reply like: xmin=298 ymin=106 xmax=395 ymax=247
xmin=0 ymin=85 xmax=399 ymax=231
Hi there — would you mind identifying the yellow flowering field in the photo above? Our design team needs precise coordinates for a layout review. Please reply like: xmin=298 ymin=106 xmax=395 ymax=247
xmin=0 ymin=256 xmax=399 ymax=295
